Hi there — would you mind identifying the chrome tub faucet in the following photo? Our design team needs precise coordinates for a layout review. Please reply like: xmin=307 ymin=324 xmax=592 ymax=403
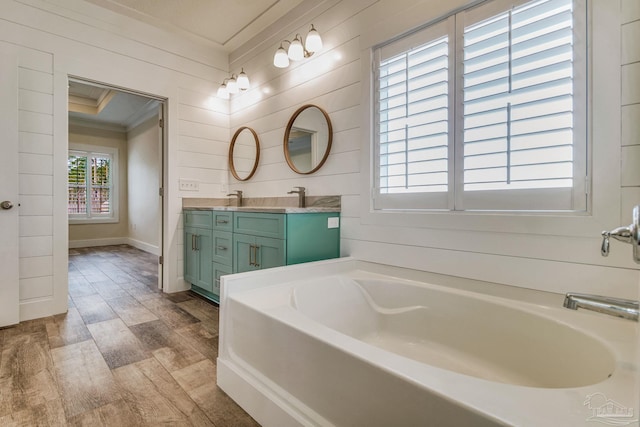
xmin=562 ymin=205 xmax=640 ymax=321
xmin=563 ymin=293 xmax=638 ymax=321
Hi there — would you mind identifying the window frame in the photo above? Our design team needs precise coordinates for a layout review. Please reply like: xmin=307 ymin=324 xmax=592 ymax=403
xmin=360 ymin=0 xmax=621 ymax=240
xmin=373 ymin=0 xmax=588 ymax=213
xmin=68 ymin=143 xmax=119 ymax=224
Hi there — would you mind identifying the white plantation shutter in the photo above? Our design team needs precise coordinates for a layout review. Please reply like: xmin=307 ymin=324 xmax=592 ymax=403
xmin=457 ymin=0 xmax=586 ymax=210
xmin=373 ymin=0 xmax=586 ymax=212
xmin=68 ymin=148 xmax=116 ymax=220
xmin=375 ymin=18 xmax=454 ymax=210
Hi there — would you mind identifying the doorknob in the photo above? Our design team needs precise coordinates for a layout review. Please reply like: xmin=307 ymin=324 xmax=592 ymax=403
xmin=0 ymin=201 xmax=13 ymax=210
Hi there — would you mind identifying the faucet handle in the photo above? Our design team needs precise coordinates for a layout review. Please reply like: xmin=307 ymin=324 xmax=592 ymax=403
xmin=601 ymin=231 xmax=610 ymax=257
xmin=601 ymin=205 xmax=640 ymax=263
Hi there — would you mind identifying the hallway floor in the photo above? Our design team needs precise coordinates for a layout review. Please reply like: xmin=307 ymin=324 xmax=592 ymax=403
xmin=0 ymin=245 xmax=259 ymax=426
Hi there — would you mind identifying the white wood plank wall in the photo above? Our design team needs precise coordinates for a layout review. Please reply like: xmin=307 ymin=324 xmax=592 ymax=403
xmin=2 ymin=0 xmax=231 ymax=319
xmin=228 ymin=0 xmax=640 ymax=299
xmin=621 ymin=0 xmax=640 ymax=222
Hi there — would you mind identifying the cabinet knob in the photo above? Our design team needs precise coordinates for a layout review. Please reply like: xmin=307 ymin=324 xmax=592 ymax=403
xmin=217 ymin=246 xmax=227 ymax=251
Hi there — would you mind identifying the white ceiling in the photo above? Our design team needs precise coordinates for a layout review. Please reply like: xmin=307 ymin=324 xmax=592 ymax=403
xmin=81 ymin=0 xmax=305 ymax=52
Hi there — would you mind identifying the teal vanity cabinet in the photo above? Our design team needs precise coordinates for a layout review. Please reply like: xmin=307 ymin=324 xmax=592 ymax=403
xmin=184 ymin=208 xmax=340 ymax=303
xmin=183 ymin=211 xmax=213 ymax=296
xmin=233 ymin=211 xmax=340 ymax=273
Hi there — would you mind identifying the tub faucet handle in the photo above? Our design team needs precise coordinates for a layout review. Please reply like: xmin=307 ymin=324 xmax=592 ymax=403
xmin=601 ymin=205 xmax=640 ymax=263
xmin=601 ymin=231 xmax=610 ymax=257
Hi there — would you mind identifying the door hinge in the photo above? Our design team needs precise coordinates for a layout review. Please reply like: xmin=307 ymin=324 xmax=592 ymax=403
xmin=159 ymin=187 xmax=164 ymax=197
xmin=159 ymin=118 xmax=164 ymax=128
xmin=585 ymin=177 xmax=590 ymax=195
xmin=158 ymin=255 xmax=163 ymax=265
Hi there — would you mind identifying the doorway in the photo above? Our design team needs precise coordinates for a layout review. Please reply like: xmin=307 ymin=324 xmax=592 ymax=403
xmin=67 ymin=77 xmax=166 ymax=290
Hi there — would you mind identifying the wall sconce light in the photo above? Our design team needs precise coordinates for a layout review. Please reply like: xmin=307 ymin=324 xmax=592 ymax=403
xmin=273 ymin=24 xmax=323 ymax=68
xmin=217 ymin=68 xmax=250 ymax=99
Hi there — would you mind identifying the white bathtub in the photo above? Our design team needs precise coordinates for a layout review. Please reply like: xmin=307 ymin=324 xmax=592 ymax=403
xmin=217 ymin=258 xmax=639 ymax=427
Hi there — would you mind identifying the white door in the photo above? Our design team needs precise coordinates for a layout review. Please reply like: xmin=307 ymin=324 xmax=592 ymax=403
xmin=0 ymin=51 xmax=20 ymax=327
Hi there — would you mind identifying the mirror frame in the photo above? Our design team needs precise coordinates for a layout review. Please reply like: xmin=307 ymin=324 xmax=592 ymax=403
xmin=229 ymin=126 xmax=260 ymax=181
xmin=283 ymin=104 xmax=333 ymax=175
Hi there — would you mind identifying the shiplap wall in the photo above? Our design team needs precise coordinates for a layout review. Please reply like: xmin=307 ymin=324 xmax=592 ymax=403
xmin=229 ymin=0 xmax=640 ymax=299
xmin=13 ymin=43 xmax=56 ymax=310
xmin=3 ymin=0 xmax=230 ymax=320
xmin=621 ymin=0 xmax=640 ymax=221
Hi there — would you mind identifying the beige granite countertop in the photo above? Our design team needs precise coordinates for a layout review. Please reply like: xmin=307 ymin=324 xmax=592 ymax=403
xmin=182 ymin=195 xmax=341 ymax=213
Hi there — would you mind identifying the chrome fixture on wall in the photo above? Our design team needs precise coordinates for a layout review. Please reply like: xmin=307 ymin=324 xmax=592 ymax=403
xmin=563 ymin=293 xmax=638 ymax=321
xmin=601 ymin=205 xmax=640 ymax=263
xmin=217 ymin=68 xmax=250 ymax=99
xmin=273 ymin=25 xmax=323 ymax=68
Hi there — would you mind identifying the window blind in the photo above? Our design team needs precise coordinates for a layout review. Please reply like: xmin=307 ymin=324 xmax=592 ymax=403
xmin=378 ymin=32 xmax=450 ymax=195
xmin=373 ymin=0 xmax=585 ymax=212
xmin=462 ymin=0 xmax=574 ymax=192
xmin=68 ymin=151 xmax=113 ymax=217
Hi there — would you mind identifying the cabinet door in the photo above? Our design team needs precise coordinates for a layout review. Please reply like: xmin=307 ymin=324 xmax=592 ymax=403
xmin=255 ymin=236 xmax=286 ymax=270
xmin=212 ymin=262 xmax=232 ymax=298
xmin=195 ymin=229 xmax=213 ymax=291
xmin=233 ymin=234 xmax=258 ymax=273
xmin=184 ymin=228 xmax=198 ymax=285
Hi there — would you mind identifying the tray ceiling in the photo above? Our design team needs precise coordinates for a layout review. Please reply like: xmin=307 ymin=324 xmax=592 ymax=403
xmin=81 ymin=0 xmax=304 ymax=52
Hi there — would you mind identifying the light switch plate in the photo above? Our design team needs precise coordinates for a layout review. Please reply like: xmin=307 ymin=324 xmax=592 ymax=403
xmin=328 ymin=217 xmax=339 ymax=229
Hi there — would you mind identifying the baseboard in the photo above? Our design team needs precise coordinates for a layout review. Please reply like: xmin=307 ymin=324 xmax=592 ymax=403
xmin=69 ymin=237 xmax=128 ymax=248
xmin=68 ymin=237 xmax=159 ymax=256
xmin=127 ymin=238 xmax=159 ymax=255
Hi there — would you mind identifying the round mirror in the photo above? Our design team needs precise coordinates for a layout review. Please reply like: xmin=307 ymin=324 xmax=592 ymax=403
xmin=229 ymin=127 xmax=260 ymax=181
xmin=284 ymin=105 xmax=333 ymax=175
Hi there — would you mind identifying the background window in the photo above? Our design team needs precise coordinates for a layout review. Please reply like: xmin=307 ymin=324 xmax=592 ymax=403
xmin=68 ymin=146 xmax=118 ymax=222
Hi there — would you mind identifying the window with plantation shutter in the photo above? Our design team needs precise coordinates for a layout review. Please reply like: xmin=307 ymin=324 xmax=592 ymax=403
xmin=68 ymin=145 xmax=119 ymax=222
xmin=373 ymin=0 xmax=587 ymax=212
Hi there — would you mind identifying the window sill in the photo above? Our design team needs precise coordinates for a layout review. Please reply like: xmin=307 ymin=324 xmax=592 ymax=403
xmin=69 ymin=217 xmax=119 ymax=225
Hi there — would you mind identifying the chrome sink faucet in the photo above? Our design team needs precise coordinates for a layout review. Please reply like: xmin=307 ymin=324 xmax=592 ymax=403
xmin=227 ymin=190 xmax=243 ymax=207
xmin=288 ymin=186 xmax=306 ymax=208
xmin=563 ymin=293 xmax=639 ymax=321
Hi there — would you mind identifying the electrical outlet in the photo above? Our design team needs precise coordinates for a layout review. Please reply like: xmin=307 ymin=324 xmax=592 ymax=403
xmin=179 ymin=179 xmax=199 ymax=191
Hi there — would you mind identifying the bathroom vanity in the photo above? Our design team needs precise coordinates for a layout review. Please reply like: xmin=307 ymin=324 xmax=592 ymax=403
xmin=183 ymin=207 xmax=340 ymax=303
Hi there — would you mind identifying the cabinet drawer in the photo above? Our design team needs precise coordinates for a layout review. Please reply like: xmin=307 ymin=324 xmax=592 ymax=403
xmin=212 ymin=212 xmax=233 ymax=232
xmin=212 ymin=231 xmax=232 ymax=266
xmin=234 ymin=212 xmax=285 ymax=239
xmin=184 ymin=211 xmax=212 ymax=229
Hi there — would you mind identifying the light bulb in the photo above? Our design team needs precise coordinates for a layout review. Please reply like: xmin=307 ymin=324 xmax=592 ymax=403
xmin=305 ymin=25 xmax=323 ymax=53
xmin=237 ymin=69 xmax=250 ymax=90
xmin=288 ymin=35 xmax=304 ymax=61
xmin=217 ymin=83 xmax=229 ymax=99
xmin=227 ymin=76 xmax=238 ymax=94
xmin=274 ymin=44 xmax=289 ymax=68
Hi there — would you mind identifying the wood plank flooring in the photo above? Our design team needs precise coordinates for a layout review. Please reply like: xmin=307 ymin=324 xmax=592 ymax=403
xmin=0 ymin=245 xmax=260 ymax=426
